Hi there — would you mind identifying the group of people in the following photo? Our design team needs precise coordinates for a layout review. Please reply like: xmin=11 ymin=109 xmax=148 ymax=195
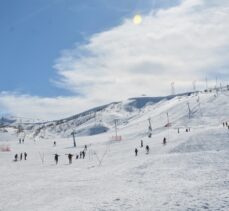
xmin=54 ymin=145 xmax=88 ymax=165
xmin=135 ymin=140 xmax=150 ymax=156
xmin=222 ymin=122 xmax=229 ymax=129
xmin=185 ymin=128 xmax=191 ymax=132
xmin=177 ymin=127 xmax=191 ymax=133
xmin=14 ymin=152 xmax=27 ymax=161
xmin=135 ymin=136 xmax=168 ymax=156
xmin=18 ymin=138 xmax=25 ymax=144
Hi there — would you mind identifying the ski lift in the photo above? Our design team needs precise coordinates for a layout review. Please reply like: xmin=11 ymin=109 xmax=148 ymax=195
xmin=148 ymin=118 xmax=152 ymax=138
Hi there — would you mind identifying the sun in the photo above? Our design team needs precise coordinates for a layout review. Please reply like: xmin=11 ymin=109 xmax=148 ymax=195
xmin=133 ymin=15 xmax=142 ymax=25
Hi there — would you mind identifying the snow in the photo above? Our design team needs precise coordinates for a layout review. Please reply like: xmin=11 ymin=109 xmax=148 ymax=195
xmin=0 ymin=91 xmax=229 ymax=210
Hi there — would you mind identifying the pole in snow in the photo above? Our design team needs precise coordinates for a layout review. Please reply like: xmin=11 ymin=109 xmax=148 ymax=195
xmin=205 ymin=77 xmax=208 ymax=90
xmin=114 ymin=119 xmax=118 ymax=140
xmin=166 ymin=112 xmax=170 ymax=125
xmin=171 ymin=82 xmax=175 ymax=95
xmin=148 ymin=118 xmax=152 ymax=130
xmin=197 ymin=95 xmax=202 ymax=116
xmin=193 ymin=80 xmax=196 ymax=92
xmin=187 ymin=102 xmax=191 ymax=119
xmin=71 ymin=130 xmax=76 ymax=148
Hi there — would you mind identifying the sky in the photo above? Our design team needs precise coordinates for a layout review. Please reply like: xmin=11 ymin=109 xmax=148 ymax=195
xmin=0 ymin=0 xmax=229 ymax=121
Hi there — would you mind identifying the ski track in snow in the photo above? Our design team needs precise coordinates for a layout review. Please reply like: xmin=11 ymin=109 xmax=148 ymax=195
xmin=0 ymin=92 xmax=229 ymax=211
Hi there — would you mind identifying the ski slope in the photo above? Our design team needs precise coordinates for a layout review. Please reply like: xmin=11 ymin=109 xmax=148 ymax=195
xmin=0 ymin=92 xmax=229 ymax=211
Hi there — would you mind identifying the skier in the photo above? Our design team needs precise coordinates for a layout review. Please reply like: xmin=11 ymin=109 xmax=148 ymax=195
xmin=79 ymin=151 xmax=82 ymax=159
xmin=177 ymin=128 xmax=180 ymax=134
xmin=84 ymin=145 xmax=87 ymax=151
xmin=82 ymin=151 xmax=85 ymax=159
xmin=163 ymin=137 xmax=167 ymax=145
xmin=76 ymin=154 xmax=79 ymax=159
xmin=67 ymin=154 xmax=73 ymax=164
xmin=186 ymin=128 xmax=188 ymax=132
xmin=135 ymin=148 xmax=138 ymax=156
xmin=54 ymin=154 xmax=60 ymax=164
xmin=19 ymin=138 xmax=21 ymax=144
xmin=223 ymin=122 xmax=225 ymax=127
xmin=140 ymin=140 xmax=143 ymax=148
xmin=24 ymin=152 xmax=27 ymax=160
xmin=22 ymin=139 xmax=24 ymax=144
xmin=20 ymin=153 xmax=23 ymax=161
xmin=53 ymin=141 xmax=56 ymax=147
xmin=146 ymin=145 xmax=150 ymax=154
xmin=14 ymin=154 xmax=18 ymax=161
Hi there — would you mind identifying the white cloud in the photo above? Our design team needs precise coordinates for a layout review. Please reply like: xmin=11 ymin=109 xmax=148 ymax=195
xmin=0 ymin=92 xmax=104 ymax=121
xmin=55 ymin=0 xmax=229 ymax=99
xmin=1 ymin=0 xmax=229 ymax=120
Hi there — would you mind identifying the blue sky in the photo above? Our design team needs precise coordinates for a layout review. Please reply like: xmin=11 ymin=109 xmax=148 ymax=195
xmin=0 ymin=0 xmax=228 ymax=120
xmin=0 ymin=0 xmax=159 ymax=96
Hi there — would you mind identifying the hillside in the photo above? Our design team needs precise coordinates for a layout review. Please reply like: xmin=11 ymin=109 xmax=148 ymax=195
xmin=7 ymin=93 xmax=192 ymax=139
xmin=0 ymin=90 xmax=228 ymax=211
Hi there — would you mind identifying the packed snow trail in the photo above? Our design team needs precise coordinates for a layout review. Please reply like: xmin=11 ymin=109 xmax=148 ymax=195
xmin=0 ymin=92 xmax=229 ymax=211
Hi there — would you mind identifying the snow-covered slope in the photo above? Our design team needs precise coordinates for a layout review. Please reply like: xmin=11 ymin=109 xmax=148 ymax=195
xmin=8 ymin=93 xmax=193 ymax=139
xmin=0 ymin=91 xmax=229 ymax=211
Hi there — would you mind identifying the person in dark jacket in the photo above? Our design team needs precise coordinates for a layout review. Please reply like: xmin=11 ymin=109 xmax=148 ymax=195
xmin=24 ymin=152 xmax=27 ymax=160
xmin=82 ymin=151 xmax=85 ymax=159
xmin=163 ymin=137 xmax=167 ymax=145
xmin=20 ymin=153 xmax=23 ymax=161
xmin=135 ymin=148 xmax=138 ymax=156
xmin=54 ymin=154 xmax=60 ymax=164
xmin=146 ymin=145 xmax=149 ymax=154
xmin=14 ymin=154 xmax=18 ymax=161
xmin=141 ymin=140 xmax=143 ymax=148
xmin=67 ymin=154 xmax=73 ymax=164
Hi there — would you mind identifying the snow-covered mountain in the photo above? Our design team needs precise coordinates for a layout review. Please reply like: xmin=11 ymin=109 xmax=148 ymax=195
xmin=3 ymin=89 xmax=229 ymax=142
xmin=0 ymin=115 xmax=16 ymax=126
xmin=10 ymin=93 xmax=194 ymax=139
xmin=0 ymin=90 xmax=229 ymax=210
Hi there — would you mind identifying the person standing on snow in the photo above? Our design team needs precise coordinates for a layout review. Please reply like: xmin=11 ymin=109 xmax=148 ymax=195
xmin=24 ymin=152 xmax=27 ymax=160
xmin=66 ymin=154 xmax=73 ymax=164
xmin=140 ymin=140 xmax=143 ymax=148
xmin=20 ymin=153 xmax=23 ymax=161
xmin=54 ymin=154 xmax=60 ymax=164
xmin=163 ymin=137 xmax=167 ymax=145
xmin=14 ymin=154 xmax=18 ymax=161
xmin=135 ymin=148 xmax=138 ymax=156
xmin=82 ymin=151 xmax=85 ymax=159
xmin=84 ymin=145 xmax=87 ymax=151
xmin=146 ymin=145 xmax=150 ymax=154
